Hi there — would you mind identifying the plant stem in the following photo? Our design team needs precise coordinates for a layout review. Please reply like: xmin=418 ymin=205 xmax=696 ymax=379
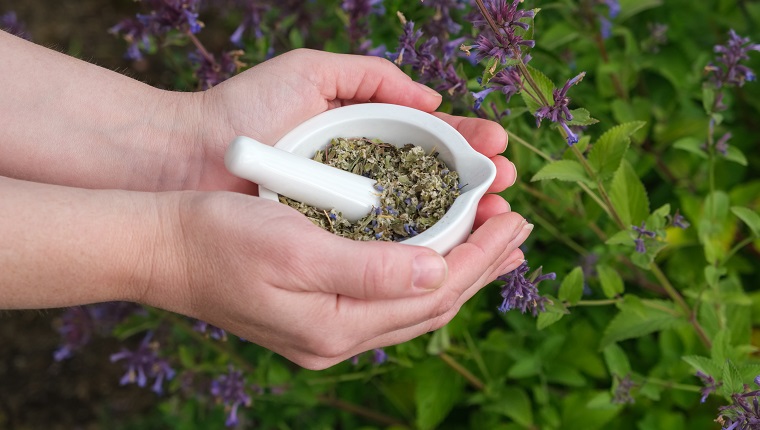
xmin=724 ymin=236 xmax=757 ymax=264
xmin=574 ymin=299 xmax=621 ymax=307
xmin=439 ymin=353 xmax=485 ymax=391
xmin=508 ymin=130 xmax=552 ymax=161
xmin=187 ymin=32 xmax=215 ymax=64
xmin=463 ymin=329 xmax=491 ymax=382
xmin=527 ymin=209 xmax=589 ymax=255
xmin=649 ymin=263 xmax=712 ymax=349
xmin=644 ymin=377 xmax=702 ymax=393
xmin=317 ymin=396 xmax=411 ymax=428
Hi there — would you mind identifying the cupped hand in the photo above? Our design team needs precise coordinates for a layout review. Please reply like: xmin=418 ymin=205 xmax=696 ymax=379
xmin=194 ymin=49 xmax=516 ymax=227
xmin=147 ymin=191 xmax=530 ymax=370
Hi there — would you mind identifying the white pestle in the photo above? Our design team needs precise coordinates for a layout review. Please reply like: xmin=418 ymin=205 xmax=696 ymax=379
xmin=224 ymin=136 xmax=381 ymax=222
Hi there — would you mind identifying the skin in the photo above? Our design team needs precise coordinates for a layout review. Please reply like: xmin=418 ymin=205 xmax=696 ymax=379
xmin=0 ymin=30 xmax=529 ymax=369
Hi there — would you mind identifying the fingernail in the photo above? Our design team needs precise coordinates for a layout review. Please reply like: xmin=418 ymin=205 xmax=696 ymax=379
xmin=524 ymin=223 xmax=534 ymax=231
xmin=415 ymin=82 xmax=442 ymax=98
xmin=413 ymin=253 xmax=448 ymax=291
xmin=509 ymin=161 xmax=518 ymax=187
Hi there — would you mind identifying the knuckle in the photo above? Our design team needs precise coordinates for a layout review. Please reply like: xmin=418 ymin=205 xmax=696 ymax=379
xmin=361 ymin=252 xmax=398 ymax=298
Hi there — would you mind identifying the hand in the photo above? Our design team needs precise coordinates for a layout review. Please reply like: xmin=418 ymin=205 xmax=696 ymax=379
xmin=144 ymin=191 xmax=531 ymax=370
xmin=193 ymin=49 xmax=517 ymax=228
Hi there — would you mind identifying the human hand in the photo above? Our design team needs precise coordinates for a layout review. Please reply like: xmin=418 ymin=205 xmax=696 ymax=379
xmin=143 ymin=191 xmax=531 ymax=370
xmin=192 ymin=49 xmax=516 ymax=228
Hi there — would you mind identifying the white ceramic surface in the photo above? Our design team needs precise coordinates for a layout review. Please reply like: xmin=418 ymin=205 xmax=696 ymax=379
xmin=225 ymin=136 xmax=381 ymax=221
xmin=225 ymin=103 xmax=497 ymax=255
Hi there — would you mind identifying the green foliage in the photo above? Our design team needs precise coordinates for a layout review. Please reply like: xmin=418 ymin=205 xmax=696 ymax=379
xmin=73 ymin=0 xmax=760 ymax=428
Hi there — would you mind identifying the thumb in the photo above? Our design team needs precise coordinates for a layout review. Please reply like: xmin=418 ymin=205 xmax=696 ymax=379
xmin=303 ymin=239 xmax=449 ymax=300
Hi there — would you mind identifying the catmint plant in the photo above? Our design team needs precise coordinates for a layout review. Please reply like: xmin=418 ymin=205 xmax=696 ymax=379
xmin=0 ymin=11 xmax=31 ymax=40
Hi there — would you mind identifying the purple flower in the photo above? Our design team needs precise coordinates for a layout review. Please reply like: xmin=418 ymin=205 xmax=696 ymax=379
xmin=109 ymin=17 xmax=153 ymax=60
xmin=632 ymin=222 xmax=656 ymax=254
xmin=715 ymin=132 xmax=732 ymax=156
xmin=473 ymin=66 xmax=522 ymax=110
xmin=54 ymin=307 xmax=94 ymax=361
xmin=229 ymin=4 xmax=267 ymax=46
xmin=716 ymin=375 xmax=760 ymax=429
xmin=706 ymin=29 xmax=760 ymax=89
xmin=137 ymin=0 xmax=203 ymax=35
xmin=210 ymin=366 xmax=253 ymax=427
xmin=470 ymin=0 xmax=536 ymax=62
xmin=612 ymin=374 xmax=637 ymax=404
xmin=110 ymin=332 xmax=176 ymax=395
xmin=671 ymin=209 xmax=690 ymax=229
xmin=373 ymin=348 xmax=388 ymax=365
xmin=496 ymin=261 xmax=554 ymax=316
xmin=696 ymin=371 xmax=721 ymax=403
xmin=54 ymin=302 xmax=143 ymax=361
xmin=190 ymin=49 xmax=245 ymax=90
xmin=1 ymin=11 xmax=31 ymax=40
xmin=388 ymin=21 xmax=468 ymax=96
xmin=194 ymin=320 xmax=228 ymax=341
xmin=342 ymin=0 xmax=384 ymax=50
xmin=421 ymin=0 xmax=466 ymax=38
xmin=535 ymin=72 xmax=585 ymax=145
xmin=600 ymin=0 xmax=621 ymax=19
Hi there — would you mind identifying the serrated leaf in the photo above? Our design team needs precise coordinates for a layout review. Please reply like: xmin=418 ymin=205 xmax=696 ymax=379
xmin=609 ymin=160 xmax=650 ymax=227
xmin=414 ymin=359 xmax=464 ymax=430
xmin=673 ymin=137 xmax=708 ymax=159
xmin=600 ymin=298 xmax=680 ymax=348
xmin=558 ymin=267 xmax=584 ymax=305
xmin=722 ymin=360 xmax=743 ymax=398
xmin=531 ymin=160 xmax=591 ymax=184
xmin=603 ymin=344 xmax=631 ymax=376
xmin=566 ymin=108 xmax=599 ymax=126
xmin=597 ymin=264 xmax=625 ymax=298
xmin=731 ymin=206 xmax=760 ymax=237
xmin=521 ymin=65 xmax=555 ymax=115
xmin=682 ymin=355 xmax=722 ymax=378
xmin=588 ymin=122 xmax=646 ymax=179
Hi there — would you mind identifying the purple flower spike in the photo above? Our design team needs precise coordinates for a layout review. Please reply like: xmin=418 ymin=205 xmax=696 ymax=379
xmin=716 ymin=374 xmax=760 ymax=429
xmin=672 ymin=209 xmax=690 ymax=229
xmin=534 ymin=72 xmax=585 ymax=145
xmin=54 ymin=307 xmax=94 ymax=361
xmin=706 ymin=29 xmax=760 ymax=90
xmin=1 ymin=11 xmax=32 ymax=40
xmin=194 ymin=320 xmax=228 ymax=341
xmin=373 ymin=348 xmax=388 ymax=365
xmin=210 ymin=366 xmax=253 ymax=428
xmin=696 ymin=371 xmax=721 ymax=403
xmin=496 ymin=261 xmax=553 ymax=316
xmin=110 ymin=332 xmax=175 ymax=395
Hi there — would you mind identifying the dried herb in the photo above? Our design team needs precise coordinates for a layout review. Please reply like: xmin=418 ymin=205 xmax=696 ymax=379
xmin=281 ymin=137 xmax=461 ymax=242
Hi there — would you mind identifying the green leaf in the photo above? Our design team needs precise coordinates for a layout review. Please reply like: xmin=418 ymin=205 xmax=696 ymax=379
xmin=587 ymin=122 xmax=646 ymax=179
xmin=481 ymin=56 xmax=501 ymax=86
xmin=603 ymin=344 xmax=631 ymax=376
xmin=600 ymin=298 xmax=680 ymax=348
xmin=558 ymin=267 xmax=584 ymax=305
xmin=618 ymin=0 xmax=663 ymax=21
xmin=723 ymin=145 xmax=748 ymax=166
xmin=605 ymin=230 xmax=634 ymax=246
xmin=509 ymin=356 xmax=542 ymax=378
xmin=597 ymin=264 xmax=625 ymax=298
xmin=414 ymin=359 xmax=464 ymax=430
xmin=566 ymin=108 xmax=599 ymax=126
xmin=537 ymin=296 xmax=568 ymax=330
xmin=531 ymin=160 xmax=590 ymax=184
xmin=500 ymin=387 xmax=534 ymax=427
xmin=722 ymin=360 xmax=744 ymax=398
xmin=673 ymin=137 xmax=708 ymax=159
xmin=682 ymin=355 xmax=722 ymax=378
xmin=521 ymin=65 xmax=555 ymax=115
xmin=609 ymin=160 xmax=650 ymax=227
xmin=731 ymin=206 xmax=760 ymax=237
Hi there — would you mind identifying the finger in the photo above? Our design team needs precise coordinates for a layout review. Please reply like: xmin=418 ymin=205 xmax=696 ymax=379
xmin=489 ymin=155 xmax=517 ymax=193
xmin=331 ymin=212 xmax=528 ymax=336
xmin=432 ymin=113 xmax=508 ymax=157
xmin=289 ymin=220 xmax=532 ymax=369
xmin=474 ymin=193 xmax=511 ymax=229
xmin=291 ymin=231 xmax=450 ymax=300
xmin=300 ymin=50 xmax=443 ymax=112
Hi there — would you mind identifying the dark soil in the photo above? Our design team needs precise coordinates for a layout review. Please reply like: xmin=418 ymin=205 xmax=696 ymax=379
xmin=0 ymin=1 xmax=169 ymax=428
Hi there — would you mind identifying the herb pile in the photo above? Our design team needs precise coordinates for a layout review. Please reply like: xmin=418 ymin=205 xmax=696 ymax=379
xmin=281 ymin=137 xmax=461 ymax=242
